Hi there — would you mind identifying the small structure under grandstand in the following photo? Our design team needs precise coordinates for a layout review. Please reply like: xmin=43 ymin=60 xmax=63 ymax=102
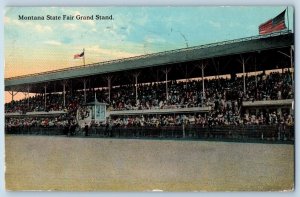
xmin=77 ymin=97 xmax=107 ymax=128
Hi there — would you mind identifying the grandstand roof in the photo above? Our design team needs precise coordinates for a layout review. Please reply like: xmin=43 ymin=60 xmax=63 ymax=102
xmin=5 ymin=31 xmax=294 ymax=93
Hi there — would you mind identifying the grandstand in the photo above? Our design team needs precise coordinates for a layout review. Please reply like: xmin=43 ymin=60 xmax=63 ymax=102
xmin=5 ymin=31 xmax=294 ymax=143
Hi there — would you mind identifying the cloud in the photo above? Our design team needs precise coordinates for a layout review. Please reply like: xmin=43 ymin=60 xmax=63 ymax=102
xmin=81 ymin=19 xmax=95 ymax=26
xmin=61 ymin=37 xmax=73 ymax=44
xmin=208 ymin=20 xmax=221 ymax=28
xmin=4 ymin=16 xmax=11 ymax=24
xmin=73 ymin=11 xmax=81 ymax=16
xmin=144 ymin=35 xmax=166 ymax=44
xmin=34 ymin=24 xmax=52 ymax=32
xmin=5 ymin=17 xmax=52 ymax=33
xmin=44 ymin=40 xmax=62 ymax=46
xmin=134 ymin=12 xmax=148 ymax=26
xmin=63 ymin=23 xmax=78 ymax=30
xmin=87 ymin=45 xmax=142 ymax=60
xmin=6 ymin=19 xmax=32 ymax=27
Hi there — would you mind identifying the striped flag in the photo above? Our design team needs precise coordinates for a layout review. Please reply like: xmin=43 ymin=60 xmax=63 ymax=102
xmin=74 ymin=51 xmax=84 ymax=59
xmin=259 ymin=10 xmax=287 ymax=35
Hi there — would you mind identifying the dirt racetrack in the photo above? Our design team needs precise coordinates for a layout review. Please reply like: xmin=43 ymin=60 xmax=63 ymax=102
xmin=5 ymin=135 xmax=294 ymax=191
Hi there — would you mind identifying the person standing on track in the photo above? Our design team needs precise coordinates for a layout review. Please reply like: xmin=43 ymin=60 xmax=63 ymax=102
xmin=84 ymin=123 xmax=89 ymax=136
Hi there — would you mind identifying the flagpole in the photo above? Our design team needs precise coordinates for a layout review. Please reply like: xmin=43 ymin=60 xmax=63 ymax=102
xmin=83 ymin=48 xmax=85 ymax=66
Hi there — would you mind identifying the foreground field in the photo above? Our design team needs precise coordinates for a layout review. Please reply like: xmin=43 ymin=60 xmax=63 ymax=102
xmin=5 ymin=135 xmax=294 ymax=191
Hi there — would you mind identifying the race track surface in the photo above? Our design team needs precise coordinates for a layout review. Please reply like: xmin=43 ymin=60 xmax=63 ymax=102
xmin=5 ymin=135 xmax=294 ymax=191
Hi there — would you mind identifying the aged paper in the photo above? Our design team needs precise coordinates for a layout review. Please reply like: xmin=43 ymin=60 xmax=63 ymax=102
xmin=4 ymin=7 xmax=294 ymax=191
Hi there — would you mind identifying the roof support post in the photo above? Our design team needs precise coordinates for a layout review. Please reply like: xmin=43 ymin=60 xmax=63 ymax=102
xmin=84 ymin=79 xmax=86 ymax=103
xmin=62 ymin=80 xmax=67 ymax=108
xmin=133 ymin=72 xmax=140 ymax=104
xmin=242 ymin=58 xmax=246 ymax=94
xmin=82 ymin=78 xmax=87 ymax=104
xmin=196 ymin=62 xmax=206 ymax=105
xmin=8 ymin=91 xmax=18 ymax=102
xmin=163 ymin=67 xmax=171 ymax=101
xmin=108 ymin=78 xmax=111 ymax=103
xmin=105 ymin=75 xmax=112 ymax=103
xmin=238 ymin=55 xmax=250 ymax=95
xmin=254 ymin=57 xmax=257 ymax=88
xmin=63 ymin=83 xmax=66 ymax=108
xmin=201 ymin=63 xmax=206 ymax=101
xmin=22 ymin=85 xmax=30 ymax=108
xmin=277 ymin=46 xmax=294 ymax=82
xmin=290 ymin=46 xmax=294 ymax=81
xmin=44 ymin=84 xmax=47 ymax=111
xmin=27 ymin=86 xmax=30 ymax=108
xmin=185 ymin=64 xmax=188 ymax=86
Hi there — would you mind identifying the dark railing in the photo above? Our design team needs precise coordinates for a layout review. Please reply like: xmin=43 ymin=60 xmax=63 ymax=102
xmin=6 ymin=126 xmax=66 ymax=136
xmin=5 ymin=124 xmax=294 ymax=143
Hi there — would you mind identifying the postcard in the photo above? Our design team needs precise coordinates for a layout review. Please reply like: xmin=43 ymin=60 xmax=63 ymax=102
xmin=4 ymin=6 xmax=294 ymax=191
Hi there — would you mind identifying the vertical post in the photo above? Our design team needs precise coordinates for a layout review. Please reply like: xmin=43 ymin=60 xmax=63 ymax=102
xmin=254 ymin=58 xmax=257 ymax=88
xmin=135 ymin=75 xmax=138 ymax=103
xmin=106 ymin=75 xmax=112 ymax=102
xmin=217 ymin=63 xmax=220 ymax=86
xmin=133 ymin=72 xmax=140 ymax=104
xmin=23 ymin=92 xmax=28 ymax=107
xmin=27 ymin=86 xmax=30 ymax=108
xmin=212 ymin=58 xmax=220 ymax=86
xmin=44 ymin=85 xmax=47 ymax=110
xmin=9 ymin=91 xmax=18 ymax=102
xmin=105 ymin=75 xmax=112 ymax=103
xmin=11 ymin=91 xmax=14 ymax=102
xmin=290 ymin=46 xmax=293 ymax=81
xmin=201 ymin=64 xmax=205 ymax=100
xmin=164 ymin=67 xmax=170 ymax=101
xmin=277 ymin=47 xmax=294 ymax=82
xmin=242 ymin=58 xmax=246 ymax=94
xmin=185 ymin=64 xmax=188 ymax=86
xmin=83 ymin=78 xmax=87 ymax=103
xmin=238 ymin=55 xmax=250 ymax=95
xmin=166 ymin=67 xmax=168 ymax=100
xmin=63 ymin=81 xmax=66 ymax=107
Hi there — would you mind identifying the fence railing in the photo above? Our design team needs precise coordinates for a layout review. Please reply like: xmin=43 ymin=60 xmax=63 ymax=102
xmin=5 ymin=124 xmax=294 ymax=143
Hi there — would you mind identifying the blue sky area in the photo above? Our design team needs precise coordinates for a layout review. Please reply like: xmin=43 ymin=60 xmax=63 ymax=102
xmin=4 ymin=6 xmax=294 ymax=77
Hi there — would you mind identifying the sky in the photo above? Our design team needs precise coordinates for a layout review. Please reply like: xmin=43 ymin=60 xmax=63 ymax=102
xmin=4 ymin=6 xmax=294 ymax=102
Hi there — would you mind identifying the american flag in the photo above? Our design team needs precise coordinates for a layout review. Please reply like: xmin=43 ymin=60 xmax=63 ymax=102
xmin=74 ymin=51 xmax=84 ymax=59
xmin=259 ymin=10 xmax=287 ymax=35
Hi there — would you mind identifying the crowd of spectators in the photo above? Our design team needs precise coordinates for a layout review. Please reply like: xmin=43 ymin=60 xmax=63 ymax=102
xmin=106 ymin=110 xmax=293 ymax=128
xmin=6 ymin=70 xmax=293 ymax=113
xmin=5 ymin=110 xmax=294 ymax=130
xmin=5 ymin=70 xmax=294 ymax=129
xmin=5 ymin=115 xmax=71 ymax=129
